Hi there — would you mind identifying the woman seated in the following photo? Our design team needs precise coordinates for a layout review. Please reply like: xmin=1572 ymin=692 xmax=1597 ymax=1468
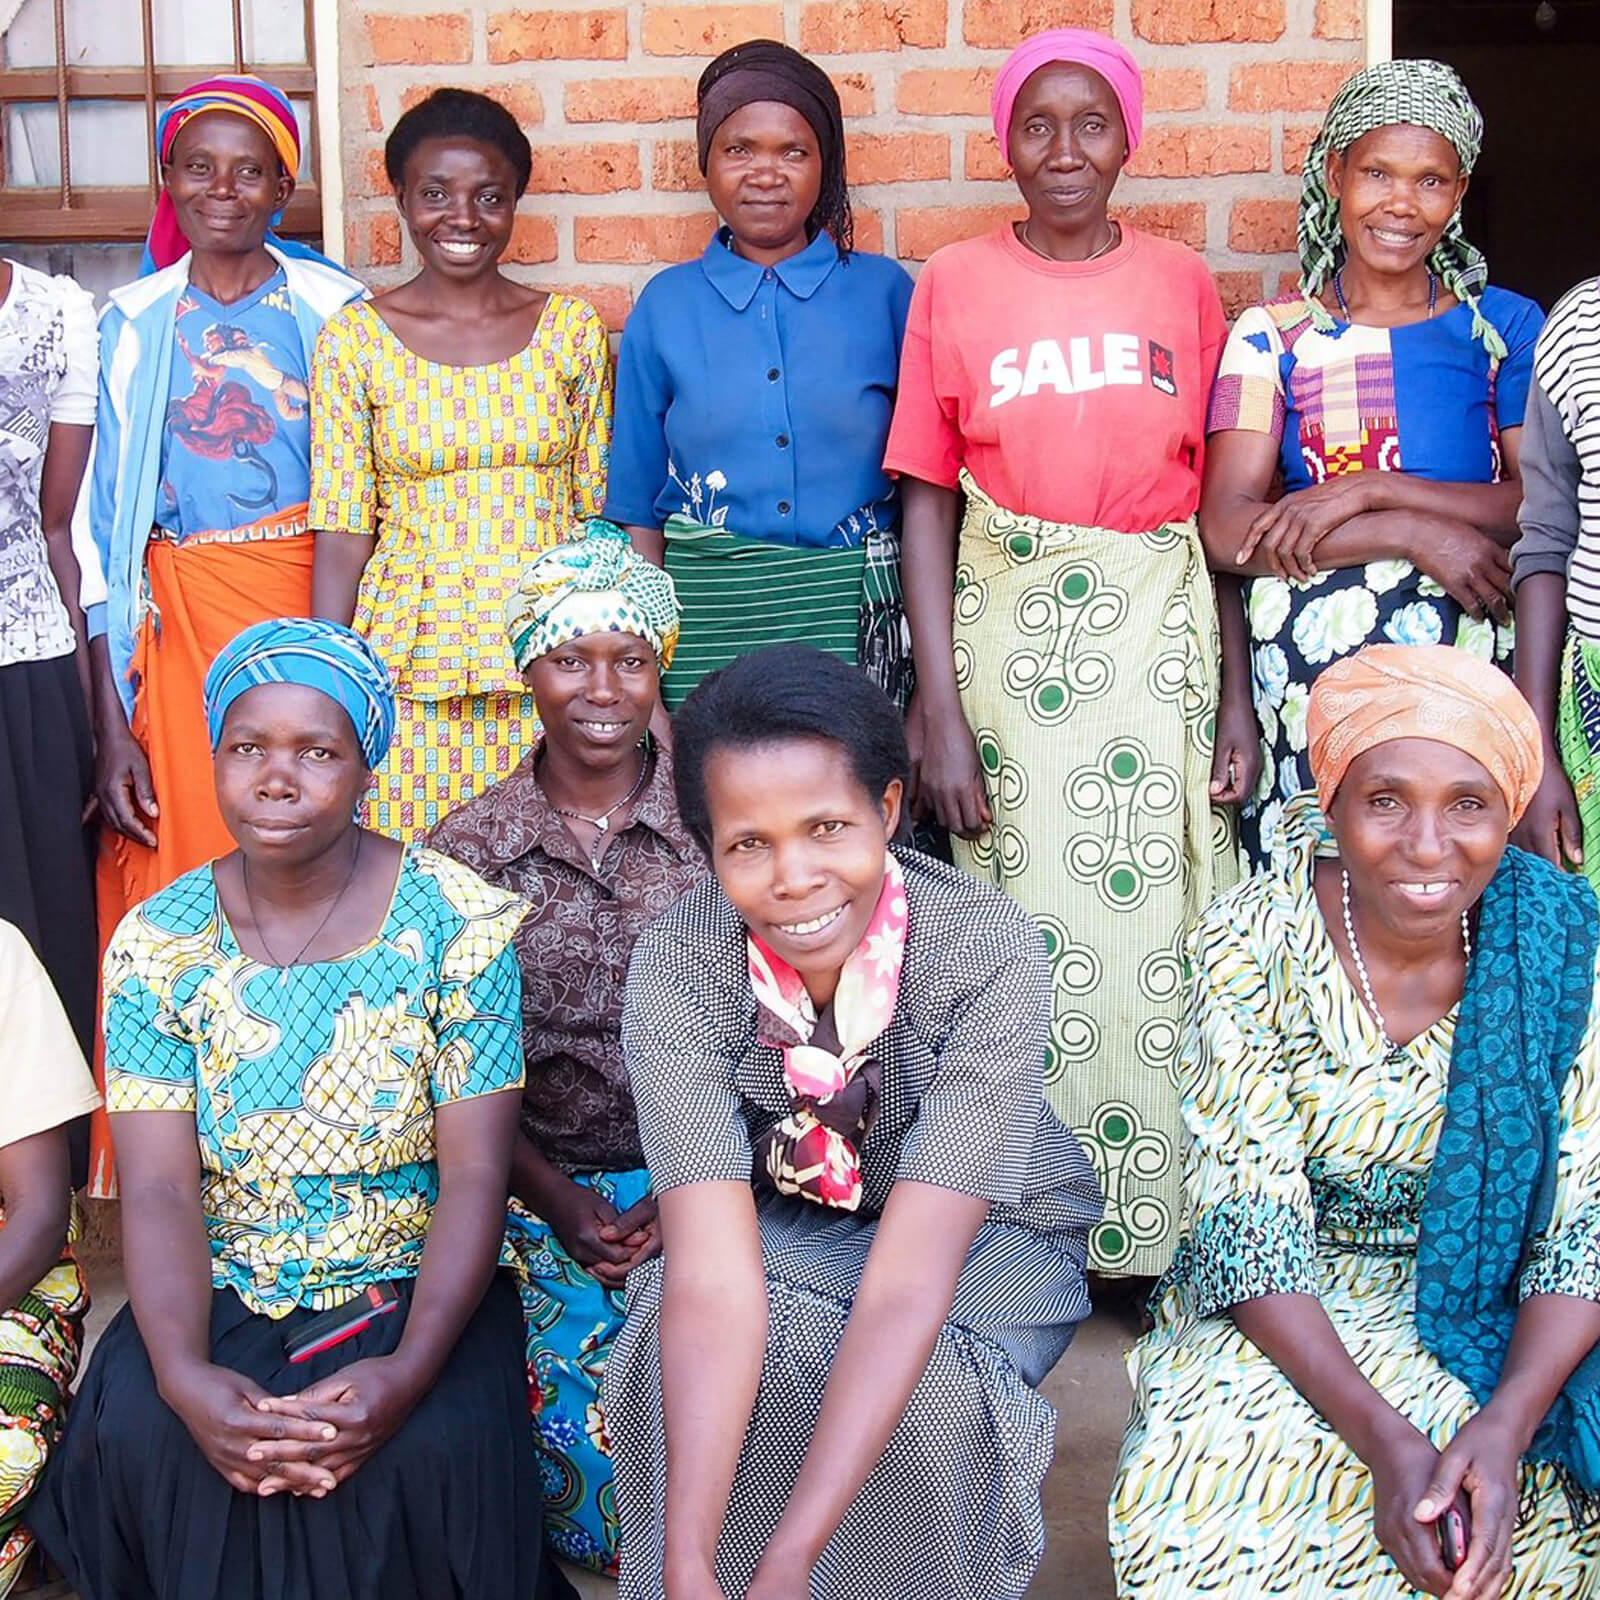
xmin=429 ymin=520 xmax=705 ymax=1574
xmin=0 ymin=921 xmax=100 ymax=1595
xmin=1111 ymin=644 xmax=1600 ymax=1598
xmin=30 ymin=618 xmax=570 ymax=1600
xmin=601 ymin=644 xmax=1103 ymax=1600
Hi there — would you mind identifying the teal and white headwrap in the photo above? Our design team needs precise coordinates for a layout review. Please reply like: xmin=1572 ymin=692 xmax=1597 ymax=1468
xmin=204 ymin=617 xmax=396 ymax=769
xmin=1298 ymin=58 xmax=1504 ymax=359
xmin=506 ymin=519 xmax=682 ymax=672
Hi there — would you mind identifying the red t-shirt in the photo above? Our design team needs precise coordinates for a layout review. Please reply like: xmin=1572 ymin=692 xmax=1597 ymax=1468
xmin=884 ymin=224 xmax=1227 ymax=532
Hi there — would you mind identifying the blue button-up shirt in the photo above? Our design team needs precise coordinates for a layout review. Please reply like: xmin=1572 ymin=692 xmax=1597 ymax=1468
xmin=604 ymin=227 xmax=913 ymax=548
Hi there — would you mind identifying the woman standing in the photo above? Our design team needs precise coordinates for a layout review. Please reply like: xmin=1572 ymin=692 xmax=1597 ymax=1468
xmin=604 ymin=40 xmax=915 ymax=711
xmin=1111 ymin=646 xmax=1600 ymax=1598
xmin=312 ymin=89 xmax=612 ymax=840
xmin=429 ymin=522 xmax=703 ymax=1574
xmin=32 ymin=618 xmax=570 ymax=1600
xmin=602 ymin=645 xmax=1100 ymax=1600
xmin=0 ymin=254 xmax=97 ymax=1128
xmin=884 ymin=28 xmax=1255 ymax=1276
xmin=1202 ymin=59 xmax=1543 ymax=867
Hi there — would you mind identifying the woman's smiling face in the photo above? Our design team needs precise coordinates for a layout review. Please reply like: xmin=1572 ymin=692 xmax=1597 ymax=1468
xmin=702 ymin=735 xmax=901 ymax=1006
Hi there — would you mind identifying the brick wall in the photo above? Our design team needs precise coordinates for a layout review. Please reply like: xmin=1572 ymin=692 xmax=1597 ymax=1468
xmin=337 ymin=0 xmax=1368 ymax=327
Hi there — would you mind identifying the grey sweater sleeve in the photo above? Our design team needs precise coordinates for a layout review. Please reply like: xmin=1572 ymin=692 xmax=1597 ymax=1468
xmin=1512 ymin=381 xmax=1583 ymax=587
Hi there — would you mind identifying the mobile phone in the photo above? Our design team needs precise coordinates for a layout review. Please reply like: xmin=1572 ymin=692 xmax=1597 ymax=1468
xmin=1436 ymin=1502 xmax=1471 ymax=1572
xmin=283 ymin=1282 xmax=401 ymax=1364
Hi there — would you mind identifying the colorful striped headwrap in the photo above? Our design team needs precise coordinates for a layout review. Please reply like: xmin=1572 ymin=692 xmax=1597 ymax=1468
xmin=144 ymin=74 xmax=305 ymax=274
xmin=1298 ymin=58 xmax=1504 ymax=358
xmin=204 ymin=618 xmax=397 ymax=770
xmin=506 ymin=519 xmax=682 ymax=672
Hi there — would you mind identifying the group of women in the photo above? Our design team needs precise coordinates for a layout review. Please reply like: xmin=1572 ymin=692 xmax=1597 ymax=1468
xmin=0 ymin=15 xmax=1598 ymax=1600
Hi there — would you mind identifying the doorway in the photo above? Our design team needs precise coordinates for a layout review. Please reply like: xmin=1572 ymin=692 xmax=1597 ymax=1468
xmin=1393 ymin=0 xmax=1600 ymax=310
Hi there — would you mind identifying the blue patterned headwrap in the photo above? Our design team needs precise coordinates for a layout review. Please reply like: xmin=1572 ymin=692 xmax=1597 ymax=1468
xmin=204 ymin=618 xmax=396 ymax=769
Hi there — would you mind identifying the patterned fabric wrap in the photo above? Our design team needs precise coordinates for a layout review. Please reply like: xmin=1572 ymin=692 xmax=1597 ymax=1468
xmin=748 ymin=855 xmax=908 ymax=1210
xmin=506 ymin=518 xmax=681 ymax=672
xmin=1416 ymin=843 xmax=1600 ymax=1501
xmin=204 ymin=616 xmax=396 ymax=769
xmin=990 ymin=28 xmax=1144 ymax=164
xmin=1297 ymin=58 xmax=1504 ymax=358
xmin=144 ymin=75 xmax=317 ymax=275
xmin=1306 ymin=643 xmax=1542 ymax=824
xmin=1559 ymin=634 xmax=1600 ymax=903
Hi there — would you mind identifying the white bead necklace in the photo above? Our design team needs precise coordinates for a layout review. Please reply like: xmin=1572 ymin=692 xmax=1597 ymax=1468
xmin=1341 ymin=869 xmax=1470 ymax=1062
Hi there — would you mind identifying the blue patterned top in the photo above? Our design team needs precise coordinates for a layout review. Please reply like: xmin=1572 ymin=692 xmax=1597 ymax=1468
xmin=103 ymin=846 xmax=527 ymax=1317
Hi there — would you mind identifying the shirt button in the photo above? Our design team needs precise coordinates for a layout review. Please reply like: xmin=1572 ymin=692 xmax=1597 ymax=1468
xmin=776 ymin=434 xmax=789 ymax=448
xmin=763 ymin=268 xmax=774 ymax=281
xmin=778 ymin=500 xmax=791 ymax=515
xmin=767 ymin=367 xmax=780 ymax=381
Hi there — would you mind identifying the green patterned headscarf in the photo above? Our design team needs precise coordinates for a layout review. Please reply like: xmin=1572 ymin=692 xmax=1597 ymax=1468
xmin=1298 ymin=58 xmax=1504 ymax=358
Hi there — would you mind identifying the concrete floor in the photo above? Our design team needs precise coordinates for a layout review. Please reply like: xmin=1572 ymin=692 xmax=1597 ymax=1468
xmin=60 ymin=1205 xmax=1141 ymax=1600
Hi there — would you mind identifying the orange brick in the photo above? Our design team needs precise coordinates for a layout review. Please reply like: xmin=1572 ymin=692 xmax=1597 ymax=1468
xmin=1126 ymin=124 xmax=1270 ymax=179
xmin=1145 ymin=69 xmax=1207 ymax=113
xmin=1215 ymin=269 xmax=1266 ymax=320
xmin=364 ymin=86 xmax=383 ymax=133
xmin=850 ymin=205 xmax=884 ymax=254
xmin=487 ymin=9 xmax=628 ymax=61
xmin=833 ymin=73 xmax=875 ymax=117
xmin=1283 ymin=123 xmax=1321 ymax=176
xmin=558 ymin=283 xmax=635 ymax=331
xmin=399 ymin=83 xmax=545 ymax=127
xmin=575 ymin=212 xmax=719 ymax=263
xmin=651 ymin=139 xmax=704 ymax=192
xmin=964 ymin=0 xmax=1109 ymax=46
xmin=1229 ymin=196 xmax=1298 ymax=253
xmin=565 ymin=75 xmax=698 ymax=122
xmin=358 ymin=148 xmax=391 ymax=197
xmin=1229 ymin=60 xmax=1357 ymax=114
xmin=965 ymin=131 xmax=1006 ymax=182
xmin=800 ymin=0 xmax=945 ymax=52
xmin=896 ymin=67 xmax=994 ymax=117
xmin=528 ymin=142 xmax=641 ymax=194
xmin=1132 ymin=0 xmax=1283 ymax=44
xmin=363 ymin=11 xmax=473 ymax=65
xmin=1315 ymin=0 xmax=1363 ymax=38
xmin=897 ymin=204 xmax=1020 ymax=260
xmin=846 ymin=132 xmax=949 ymax=185
xmin=506 ymin=212 xmax=560 ymax=263
xmin=642 ymin=5 xmax=784 ymax=55
xmin=1116 ymin=201 xmax=1207 ymax=251
xmin=344 ymin=217 xmax=401 ymax=268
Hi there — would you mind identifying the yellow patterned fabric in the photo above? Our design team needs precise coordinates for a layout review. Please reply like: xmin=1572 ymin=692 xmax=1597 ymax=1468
xmin=1110 ymin=800 xmax=1600 ymax=1595
xmin=367 ymin=690 xmax=539 ymax=843
xmin=309 ymin=295 xmax=613 ymax=703
xmin=103 ymin=847 xmax=528 ymax=1318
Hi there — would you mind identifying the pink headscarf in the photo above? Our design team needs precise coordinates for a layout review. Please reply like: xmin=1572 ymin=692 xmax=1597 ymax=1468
xmin=990 ymin=28 xmax=1144 ymax=166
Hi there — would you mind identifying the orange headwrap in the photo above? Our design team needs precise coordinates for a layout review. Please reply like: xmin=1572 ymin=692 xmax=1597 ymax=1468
xmin=1306 ymin=644 xmax=1542 ymax=824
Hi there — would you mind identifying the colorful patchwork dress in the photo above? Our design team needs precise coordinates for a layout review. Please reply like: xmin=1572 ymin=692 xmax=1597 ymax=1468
xmin=1110 ymin=799 xmax=1600 ymax=1596
xmin=1207 ymin=286 xmax=1542 ymax=867
xmin=310 ymin=295 xmax=613 ymax=840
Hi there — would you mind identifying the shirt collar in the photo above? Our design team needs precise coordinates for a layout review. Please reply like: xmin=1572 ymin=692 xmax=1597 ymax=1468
xmin=698 ymin=226 xmax=842 ymax=311
xmin=472 ymin=740 xmax=700 ymax=874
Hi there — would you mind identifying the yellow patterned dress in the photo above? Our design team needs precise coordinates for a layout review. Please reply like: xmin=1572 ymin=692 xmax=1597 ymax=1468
xmin=310 ymin=295 xmax=613 ymax=840
xmin=1110 ymin=800 xmax=1600 ymax=1596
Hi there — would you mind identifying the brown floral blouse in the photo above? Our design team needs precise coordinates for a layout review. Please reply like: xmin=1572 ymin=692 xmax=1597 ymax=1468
xmin=427 ymin=743 xmax=705 ymax=1171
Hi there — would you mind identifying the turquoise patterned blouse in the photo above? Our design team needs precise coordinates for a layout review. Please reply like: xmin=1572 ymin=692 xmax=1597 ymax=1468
xmin=104 ymin=847 xmax=527 ymax=1318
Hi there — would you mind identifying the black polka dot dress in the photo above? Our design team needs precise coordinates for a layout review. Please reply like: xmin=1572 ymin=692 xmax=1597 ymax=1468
xmin=605 ymin=849 xmax=1104 ymax=1599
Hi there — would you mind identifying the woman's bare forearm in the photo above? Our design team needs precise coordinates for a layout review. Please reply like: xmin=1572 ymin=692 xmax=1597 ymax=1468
xmin=1476 ymin=1294 xmax=1600 ymax=1453
xmin=311 ymin=531 xmax=375 ymax=625
xmin=899 ymin=478 xmax=963 ymax=716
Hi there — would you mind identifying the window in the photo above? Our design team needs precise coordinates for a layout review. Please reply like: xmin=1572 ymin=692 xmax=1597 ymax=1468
xmin=1 ymin=0 xmax=322 ymax=245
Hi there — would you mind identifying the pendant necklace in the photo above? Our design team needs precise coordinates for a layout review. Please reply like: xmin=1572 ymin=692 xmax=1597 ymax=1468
xmin=1021 ymin=220 xmax=1118 ymax=263
xmin=1341 ymin=869 xmax=1469 ymax=1062
xmin=550 ymin=752 xmax=649 ymax=872
xmin=242 ymin=833 xmax=363 ymax=986
xmin=1333 ymin=269 xmax=1436 ymax=321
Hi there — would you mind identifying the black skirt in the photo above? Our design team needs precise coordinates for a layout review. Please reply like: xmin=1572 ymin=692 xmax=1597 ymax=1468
xmin=29 ymin=1273 xmax=574 ymax=1600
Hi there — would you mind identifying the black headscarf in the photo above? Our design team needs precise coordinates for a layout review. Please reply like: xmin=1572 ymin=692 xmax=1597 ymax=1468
xmin=695 ymin=39 xmax=853 ymax=255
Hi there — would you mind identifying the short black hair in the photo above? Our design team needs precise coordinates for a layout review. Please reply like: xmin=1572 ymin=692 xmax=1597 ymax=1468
xmin=384 ymin=87 xmax=533 ymax=197
xmin=672 ymin=644 xmax=910 ymax=851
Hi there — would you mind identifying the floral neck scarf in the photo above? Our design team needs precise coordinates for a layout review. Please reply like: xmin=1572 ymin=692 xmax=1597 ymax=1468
xmin=748 ymin=855 xmax=908 ymax=1210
